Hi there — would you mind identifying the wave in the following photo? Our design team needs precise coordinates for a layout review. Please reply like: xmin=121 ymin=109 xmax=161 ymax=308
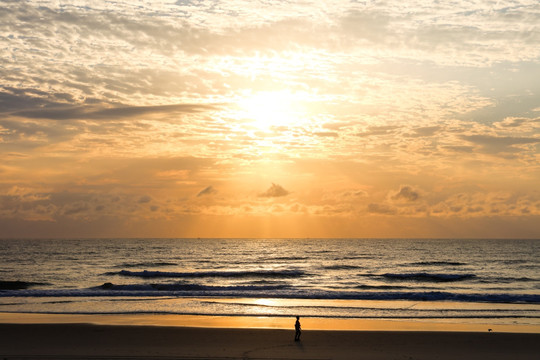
xmin=1 ymin=309 xmax=538 ymax=320
xmin=259 ymin=256 xmax=309 ymax=261
xmin=333 ymin=256 xmax=373 ymax=261
xmin=379 ymin=273 xmax=476 ymax=282
xmin=0 ymin=280 xmax=48 ymax=290
xmin=97 ymin=282 xmax=290 ymax=292
xmin=484 ymin=276 xmax=538 ymax=284
xmin=114 ymin=262 xmax=177 ymax=268
xmin=2 ymin=287 xmax=539 ymax=304
xmin=110 ymin=269 xmax=307 ymax=279
xmin=355 ymin=285 xmax=407 ymax=290
xmin=408 ymin=261 xmax=467 ymax=267
xmin=498 ymin=259 xmax=529 ymax=265
xmin=323 ymin=265 xmax=362 ymax=270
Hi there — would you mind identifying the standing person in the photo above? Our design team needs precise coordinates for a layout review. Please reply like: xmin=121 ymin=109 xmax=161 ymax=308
xmin=294 ymin=316 xmax=301 ymax=341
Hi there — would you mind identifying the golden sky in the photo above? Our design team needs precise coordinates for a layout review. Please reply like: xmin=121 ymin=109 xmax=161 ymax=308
xmin=1 ymin=0 xmax=539 ymax=238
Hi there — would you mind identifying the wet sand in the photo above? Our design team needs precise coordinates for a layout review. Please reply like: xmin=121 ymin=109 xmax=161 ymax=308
xmin=1 ymin=322 xmax=539 ymax=360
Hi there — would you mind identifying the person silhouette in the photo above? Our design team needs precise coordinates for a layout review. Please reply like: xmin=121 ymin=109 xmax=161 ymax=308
xmin=294 ymin=316 xmax=301 ymax=341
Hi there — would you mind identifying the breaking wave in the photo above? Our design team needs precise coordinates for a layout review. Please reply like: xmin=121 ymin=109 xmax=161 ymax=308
xmin=379 ymin=272 xmax=476 ymax=282
xmin=0 ymin=281 xmax=48 ymax=290
xmin=323 ymin=264 xmax=363 ymax=270
xmin=96 ymin=282 xmax=290 ymax=292
xmin=109 ymin=269 xmax=307 ymax=279
xmin=2 ymin=286 xmax=539 ymax=304
xmin=408 ymin=261 xmax=467 ymax=267
xmin=114 ymin=262 xmax=177 ymax=268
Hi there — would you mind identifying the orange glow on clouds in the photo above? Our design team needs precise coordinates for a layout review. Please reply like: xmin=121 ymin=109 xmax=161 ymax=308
xmin=0 ymin=0 xmax=539 ymax=238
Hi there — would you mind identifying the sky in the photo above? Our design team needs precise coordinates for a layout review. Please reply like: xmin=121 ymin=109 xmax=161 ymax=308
xmin=1 ymin=0 xmax=539 ymax=238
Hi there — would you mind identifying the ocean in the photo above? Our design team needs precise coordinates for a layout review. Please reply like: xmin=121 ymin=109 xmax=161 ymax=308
xmin=1 ymin=238 xmax=539 ymax=326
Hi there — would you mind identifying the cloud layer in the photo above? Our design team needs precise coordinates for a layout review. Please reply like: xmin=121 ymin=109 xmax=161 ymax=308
xmin=0 ymin=0 xmax=539 ymax=238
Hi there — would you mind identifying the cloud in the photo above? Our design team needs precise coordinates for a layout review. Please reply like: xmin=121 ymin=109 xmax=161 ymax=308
xmin=408 ymin=126 xmax=441 ymax=138
xmin=357 ymin=126 xmax=399 ymax=137
xmin=391 ymin=186 xmax=420 ymax=202
xmin=0 ymin=119 xmax=79 ymax=146
xmin=339 ymin=9 xmax=391 ymax=42
xmin=367 ymin=203 xmax=396 ymax=215
xmin=0 ymin=87 xmax=72 ymax=113
xmin=197 ymin=186 xmax=217 ymax=197
xmin=461 ymin=135 xmax=540 ymax=154
xmin=259 ymin=183 xmax=290 ymax=198
xmin=63 ymin=203 xmax=90 ymax=216
xmin=11 ymin=103 xmax=218 ymax=120
xmin=322 ymin=189 xmax=368 ymax=203
xmin=313 ymin=131 xmax=339 ymax=137
xmin=138 ymin=195 xmax=152 ymax=204
xmin=441 ymin=145 xmax=475 ymax=153
xmin=494 ymin=117 xmax=540 ymax=131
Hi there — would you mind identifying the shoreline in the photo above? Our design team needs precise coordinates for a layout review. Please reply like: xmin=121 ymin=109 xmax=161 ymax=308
xmin=1 ymin=322 xmax=539 ymax=360
xmin=1 ymin=312 xmax=539 ymax=333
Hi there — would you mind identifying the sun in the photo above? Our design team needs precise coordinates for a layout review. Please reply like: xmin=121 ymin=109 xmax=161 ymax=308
xmin=238 ymin=90 xmax=305 ymax=130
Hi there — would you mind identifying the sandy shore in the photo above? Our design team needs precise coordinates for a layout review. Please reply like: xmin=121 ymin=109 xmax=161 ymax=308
xmin=1 ymin=322 xmax=539 ymax=360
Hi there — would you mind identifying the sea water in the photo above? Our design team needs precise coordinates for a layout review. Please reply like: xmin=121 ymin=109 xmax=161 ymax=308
xmin=0 ymin=238 xmax=538 ymax=326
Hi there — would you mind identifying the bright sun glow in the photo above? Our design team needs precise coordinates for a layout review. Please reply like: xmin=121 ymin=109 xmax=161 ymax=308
xmin=238 ymin=91 xmax=305 ymax=129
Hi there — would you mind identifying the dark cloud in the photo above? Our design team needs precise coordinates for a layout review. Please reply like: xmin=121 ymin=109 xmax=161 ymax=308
xmin=13 ymin=103 xmax=218 ymax=120
xmin=138 ymin=195 xmax=152 ymax=204
xmin=495 ymin=117 xmax=540 ymax=129
xmin=367 ymin=203 xmax=396 ymax=215
xmin=461 ymin=135 xmax=540 ymax=154
xmin=497 ymin=118 xmax=528 ymax=128
xmin=467 ymin=206 xmax=484 ymax=213
xmin=259 ymin=183 xmax=289 ymax=198
xmin=1 ymin=86 xmax=219 ymax=123
xmin=197 ymin=186 xmax=217 ymax=197
xmin=0 ymin=189 xmax=166 ymax=222
xmin=408 ymin=126 xmax=441 ymax=137
xmin=442 ymin=145 xmax=475 ymax=153
xmin=0 ymin=87 xmax=75 ymax=114
xmin=391 ymin=186 xmax=420 ymax=202
xmin=342 ymin=190 xmax=368 ymax=198
xmin=63 ymin=204 xmax=90 ymax=216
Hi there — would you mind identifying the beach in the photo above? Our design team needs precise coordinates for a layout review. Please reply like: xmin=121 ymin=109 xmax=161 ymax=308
xmin=1 ymin=313 xmax=539 ymax=360
xmin=1 ymin=321 xmax=539 ymax=360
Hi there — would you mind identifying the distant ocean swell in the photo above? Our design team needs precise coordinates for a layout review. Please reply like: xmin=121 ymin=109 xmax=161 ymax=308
xmin=377 ymin=273 xmax=476 ymax=282
xmin=109 ymin=269 xmax=306 ymax=278
xmin=107 ymin=269 xmax=535 ymax=285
